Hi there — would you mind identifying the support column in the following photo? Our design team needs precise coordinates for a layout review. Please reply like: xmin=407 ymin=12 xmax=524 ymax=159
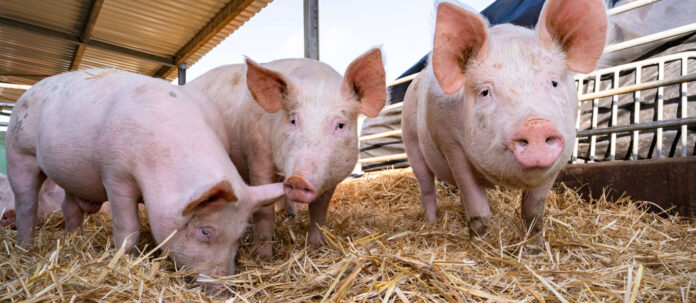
xmin=178 ymin=63 xmax=187 ymax=85
xmin=303 ymin=0 xmax=319 ymax=60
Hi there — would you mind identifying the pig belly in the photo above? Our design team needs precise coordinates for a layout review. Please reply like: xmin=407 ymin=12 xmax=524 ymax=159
xmin=37 ymin=151 xmax=108 ymax=202
xmin=417 ymin=132 xmax=456 ymax=186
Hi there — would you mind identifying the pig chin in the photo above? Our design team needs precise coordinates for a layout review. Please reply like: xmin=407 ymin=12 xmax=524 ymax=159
xmin=473 ymin=151 xmax=564 ymax=189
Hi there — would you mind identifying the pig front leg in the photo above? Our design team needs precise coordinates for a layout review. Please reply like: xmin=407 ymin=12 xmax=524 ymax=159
xmin=252 ymin=204 xmax=276 ymax=261
xmin=107 ymin=186 xmax=141 ymax=252
xmin=62 ymin=193 xmax=84 ymax=232
xmin=403 ymin=140 xmax=438 ymax=222
xmin=520 ymin=178 xmax=554 ymax=252
xmin=308 ymin=186 xmax=335 ymax=249
xmin=446 ymin=150 xmax=492 ymax=242
xmin=7 ymin=154 xmax=46 ymax=247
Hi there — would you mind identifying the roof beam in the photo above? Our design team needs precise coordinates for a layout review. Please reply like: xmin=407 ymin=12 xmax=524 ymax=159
xmin=69 ymin=0 xmax=104 ymax=70
xmin=154 ymin=0 xmax=257 ymax=78
xmin=0 ymin=16 xmax=176 ymax=67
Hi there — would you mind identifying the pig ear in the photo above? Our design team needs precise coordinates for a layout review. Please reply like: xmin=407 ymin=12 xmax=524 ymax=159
xmin=182 ymin=180 xmax=237 ymax=216
xmin=432 ymin=2 xmax=489 ymax=95
xmin=247 ymin=183 xmax=285 ymax=209
xmin=341 ymin=48 xmax=387 ymax=118
xmin=245 ymin=58 xmax=292 ymax=113
xmin=536 ymin=0 xmax=607 ymax=74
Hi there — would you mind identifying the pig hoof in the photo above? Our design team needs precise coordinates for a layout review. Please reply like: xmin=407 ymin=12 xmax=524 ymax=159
xmin=468 ymin=216 xmax=491 ymax=241
xmin=308 ymin=231 xmax=325 ymax=249
xmin=255 ymin=244 xmax=273 ymax=262
xmin=524 ymin=234 xmax=545 ymax=254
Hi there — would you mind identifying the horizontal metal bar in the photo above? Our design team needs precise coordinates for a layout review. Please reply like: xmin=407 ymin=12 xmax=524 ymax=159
xmin=0 ymin=121 xmax=8 ymax=127
xmin=0 ymin=83 xmax=31 ymax=90
xmin=581 ymin=52 xmax=696 ymax=80
xmin=0 ymin=16 xmax=175 ymax=67
xmin=604 ymin=23 xmax=696 ymax=53
xmin=579 ymin=73 xmax=696 ymax=101
xmin=359 ymin=129 xmax=402 ymax=141
xmin=607 ymin=0 xmax=661 ymax=16
xmin=0 ymin=102 xmax=15 ymax=108
xmin=388 ymin=73 xmax=419 ymax=88
xmin=358 ymin=153 xmax=407 ymax=164
xmin=577 ymin=117 xmax=696 ymax=137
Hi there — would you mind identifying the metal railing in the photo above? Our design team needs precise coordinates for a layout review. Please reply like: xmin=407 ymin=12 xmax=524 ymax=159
xmin=358 ymin=0 xmax=696 ymax=167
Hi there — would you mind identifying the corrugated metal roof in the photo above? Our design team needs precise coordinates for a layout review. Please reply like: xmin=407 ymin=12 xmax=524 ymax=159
xmin=0 ymin=0 xmax=272 ymax=103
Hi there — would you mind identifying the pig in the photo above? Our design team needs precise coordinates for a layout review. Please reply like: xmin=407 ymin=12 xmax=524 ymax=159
xmin=1 ymin=174 xmax=65 ymax=227
xmin=189 ymin=48 xmax=386 ymax=260
xmin=402 ymin=0 xmax=607 ymax=249
xmin=6 ymin=69 xmax=284 ymax=282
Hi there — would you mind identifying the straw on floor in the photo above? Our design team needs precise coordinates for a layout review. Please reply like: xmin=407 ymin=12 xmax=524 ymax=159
xmin=1 ymin=168 xmax=694 ymax=302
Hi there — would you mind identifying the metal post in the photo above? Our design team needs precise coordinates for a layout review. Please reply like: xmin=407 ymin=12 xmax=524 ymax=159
xmin=303 ymin=0 xmax=319 ymax=60
xmin=178 ymin=63 xmax=187 ymax=85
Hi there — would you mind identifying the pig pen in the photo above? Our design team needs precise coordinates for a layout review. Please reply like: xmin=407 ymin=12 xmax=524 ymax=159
xmin=1 ymin=168 xmax=694 ymax=302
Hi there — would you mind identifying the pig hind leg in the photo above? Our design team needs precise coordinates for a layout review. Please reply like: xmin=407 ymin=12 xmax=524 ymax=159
xmin=7 ymin=153 xmax=46 ymax=246
xmin=62 ymin=193 xmax=85 ymax=232
xmin=403 ymin=131 xmax=438 ymax=222
xmin=308 ymin=186 xmax=335 ymax=249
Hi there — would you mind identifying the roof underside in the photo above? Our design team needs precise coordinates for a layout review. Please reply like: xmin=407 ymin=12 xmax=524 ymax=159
xmin=0 ymin=0 xmax=272 ymax=104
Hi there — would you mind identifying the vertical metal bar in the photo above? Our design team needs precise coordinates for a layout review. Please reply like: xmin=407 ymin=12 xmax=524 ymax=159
xmin=681 ymin=56 xmax=688 ymax=157
xmin=632 ymin=67 xmax=642 ymax=160
xmin=656 ymin=61 xmax=664 ymax=158
xmin=590 ymin=74 xmax=600 ymax=162
xmin=303 ymin=0 xmax=319 ymax=60
xmin=610 ymin=71 xmax=619 ymax=161
xmin=177 ymin=63 xmax=187 ymax=85
xmin=572 ymin=78 xmax=583 ymax=163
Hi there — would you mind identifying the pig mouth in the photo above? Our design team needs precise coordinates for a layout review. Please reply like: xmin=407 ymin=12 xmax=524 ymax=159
xmin=283 ymin=175 xmax=318 ymax=204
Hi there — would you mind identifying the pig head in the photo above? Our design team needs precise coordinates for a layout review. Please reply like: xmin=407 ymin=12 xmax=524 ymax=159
xmin=244 ymin=48 xmax=386 ymax=203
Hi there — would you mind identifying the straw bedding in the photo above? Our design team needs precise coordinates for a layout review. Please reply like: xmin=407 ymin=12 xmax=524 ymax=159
xmin=1 ymin=168 xmax=694 ymax=302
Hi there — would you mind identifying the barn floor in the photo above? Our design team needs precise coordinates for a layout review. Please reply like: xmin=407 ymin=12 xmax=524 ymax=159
xmin=1 ymin=168 xmax=694 ymax=302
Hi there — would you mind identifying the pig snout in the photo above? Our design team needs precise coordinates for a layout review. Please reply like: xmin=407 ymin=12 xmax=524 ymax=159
xmin=509 ymin=119 xmax=565 ymax=169
xmin=283 ymin=175 xmax=317 ymax=204
xmin=1 ymin=209 xmax=16 ymax=226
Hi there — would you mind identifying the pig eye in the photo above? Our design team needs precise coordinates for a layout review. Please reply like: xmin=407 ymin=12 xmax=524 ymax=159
xmin=480 ymin=89 xmax=490 ymax=97
xmin=290 ymin=119 xmax=296 ymax=125
xmin=551 ymin=80 xmax=558 ymax=87
xmin=337 ymin=123 xmax=345 ymax=129
xmin=198 ymin=227 xmax=213 ymax=242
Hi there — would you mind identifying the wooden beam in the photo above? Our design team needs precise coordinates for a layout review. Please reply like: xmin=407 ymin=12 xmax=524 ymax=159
xmin=0 ymin=16 xmax=175 ymax=67
xmin=154 ymin=0 xmax=257 ymax=79
xmin=69 ymin=0 xmax=104 ymax=70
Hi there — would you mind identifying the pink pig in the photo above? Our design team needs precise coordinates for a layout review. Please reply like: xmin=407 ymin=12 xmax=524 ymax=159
xmin=6 ymin=69 xmax=284 ymax=282
xmin=189 ymin=48 xmax=386 ymax=260
xmin=402 ymin=0 xmax=607 ymax=248
xmin=1 ymin=175 xmax=65 ymax=227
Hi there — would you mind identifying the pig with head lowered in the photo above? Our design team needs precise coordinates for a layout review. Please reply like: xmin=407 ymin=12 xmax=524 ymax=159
xmin=189 ymin=48 xmax=386 ymax=260
xmin=402 ymin=0 xmax=607 ymax=249
xmin=1 ymin=175 xmax=65 ymax=227
xmin=6 ymin=69 xmax=284 ymax=284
